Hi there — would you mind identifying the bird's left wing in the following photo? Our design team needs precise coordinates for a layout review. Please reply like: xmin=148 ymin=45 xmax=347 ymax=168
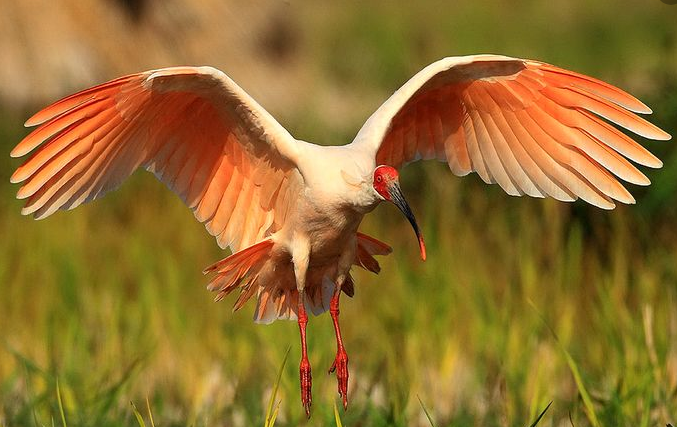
xmin=350 ymin=55 xmax=670 ymax=209
xmin=10 ymin=66 xmax=302 ymax=251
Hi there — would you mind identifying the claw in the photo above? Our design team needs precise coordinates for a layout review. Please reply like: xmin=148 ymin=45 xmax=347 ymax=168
xmin=300 ymin=356 xmax=312 ymax=417
xmin=329 ymin=347 xmax=349 ymax=409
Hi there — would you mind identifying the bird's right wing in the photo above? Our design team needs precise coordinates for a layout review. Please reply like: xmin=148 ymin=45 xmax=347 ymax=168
xmin=10 ymin=66 xmax=303 ymax=252
xmin=350 ymin=55 xmax=670 ymax=209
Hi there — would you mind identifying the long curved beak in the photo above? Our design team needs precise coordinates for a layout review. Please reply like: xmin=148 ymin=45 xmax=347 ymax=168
xmin=388 ymin=182 xmax=426 ymax=261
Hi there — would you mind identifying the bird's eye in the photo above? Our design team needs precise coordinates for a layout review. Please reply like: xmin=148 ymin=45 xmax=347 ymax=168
xmin=376 ymin=176 xmax=382 ymax=183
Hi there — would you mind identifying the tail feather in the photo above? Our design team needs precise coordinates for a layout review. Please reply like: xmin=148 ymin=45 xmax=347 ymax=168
xmin=233 ymin=274 xmax=260 ymax=311
xmin=202 ymin=238 xmax=272 ymax=274
xmin=204 ymin=238 xmax=273 ymax=303
xmin=255 ymin=287 xmax=298 ymax=324
xmin=342 ymin=274 xmax=355 ymax=297
xmin=205 ymin=233 xmax=391 ymax=324
xmin=353 ymin=232 xmax=392 ymax=274
xmin=356 ymin=232 xmax=393 ymax=255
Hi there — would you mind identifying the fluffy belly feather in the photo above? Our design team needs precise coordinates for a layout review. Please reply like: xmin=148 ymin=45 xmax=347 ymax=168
xmin=293 ymin=195 xmax=365 ymax=264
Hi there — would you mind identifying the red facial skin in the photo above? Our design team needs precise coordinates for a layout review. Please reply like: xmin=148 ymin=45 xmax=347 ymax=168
xmin=373 ymin=165 xmax=399 ymax=200
xmin=372 ymin=164 xmax=427 ymax=261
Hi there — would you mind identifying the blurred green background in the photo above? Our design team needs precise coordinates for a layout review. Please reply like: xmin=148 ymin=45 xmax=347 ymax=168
xmin=1 ymin=1 xmax=677 ymax=426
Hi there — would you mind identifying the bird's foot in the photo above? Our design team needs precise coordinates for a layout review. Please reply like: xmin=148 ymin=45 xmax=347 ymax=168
xmin=329 ymin=347 xmax=349 ymax=410
xmin=300 ymin=356 xmax=312 ymax=417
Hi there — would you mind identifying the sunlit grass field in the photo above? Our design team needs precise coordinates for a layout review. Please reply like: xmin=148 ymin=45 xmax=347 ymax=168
xmin=2 ymin=2 xmax=677 ymax=426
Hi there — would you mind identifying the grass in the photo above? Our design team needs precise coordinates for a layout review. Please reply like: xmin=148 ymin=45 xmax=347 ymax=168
xmin=3 ymin=139 xmax=676 ymax=427
xmin=529 ymin=301 xmax=599 ymax=426
xmin=2 ymin=1 xmax=677 ymax=426
xmin=263 ymin=347 xmax=290 ymax=427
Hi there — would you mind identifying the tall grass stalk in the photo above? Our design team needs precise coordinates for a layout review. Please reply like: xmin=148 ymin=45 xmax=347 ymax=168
xmin=264 ymin=346 xmax=290 ymax=427
xmin=55 ymin=379 xmax=67 ymax=427
xmin=528 ymin=401 xmax=551 ymax=427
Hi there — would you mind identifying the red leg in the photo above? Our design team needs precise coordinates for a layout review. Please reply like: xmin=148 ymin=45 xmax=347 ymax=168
xmin=297 ymin=292 xmax=312 ymax=417
xmin=328 ymin=290 xmax=349 ymax=409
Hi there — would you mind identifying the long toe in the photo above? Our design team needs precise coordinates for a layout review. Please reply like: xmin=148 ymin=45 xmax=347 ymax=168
xmin=300 ymin=358 xmax=312 ymax=417
xmin=330 ymin=349 xmax=349 ymax=409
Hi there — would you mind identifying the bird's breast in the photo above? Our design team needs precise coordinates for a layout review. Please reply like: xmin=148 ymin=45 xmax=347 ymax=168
xmin=286 ymin=192 xmax=366 ymax=265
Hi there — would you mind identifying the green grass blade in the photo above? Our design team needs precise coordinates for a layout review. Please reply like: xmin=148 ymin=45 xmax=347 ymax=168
xmin=130 ymin=401 xmax=146 ymax=427
xmin=95 ymin=357 xmax=143 ymax=420
xmin=23 ymin=362 xmax=40 ymax=427
xmin=270 ymin=401 xmax=282 ymax=427
xmin=55 ymin=379 xmax=67 ymax=427
xmin=145 ymin=397 xmax=155 ymax=427
xmin=264 ymin=346 xmax=291 ymax=427
xmin=333 ymin=400 xmax=344 ymax=427
xmin=562 ymin=349 xmax=600 ymax=427
xmin=417 ymin=395 xmax=437 ymax=427
xmin=529 ymin=301 xmax=600 ymax=427
xmin=528 ymin=401 xmax=552 ymax=427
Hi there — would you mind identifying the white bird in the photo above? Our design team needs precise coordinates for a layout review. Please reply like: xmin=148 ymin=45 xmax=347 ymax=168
xmin=10 ymin=54 xmax=670 ymax=416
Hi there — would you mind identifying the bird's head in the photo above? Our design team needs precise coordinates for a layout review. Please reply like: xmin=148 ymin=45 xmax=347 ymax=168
xmin=372 ymin=165 xmax=426 ymax=261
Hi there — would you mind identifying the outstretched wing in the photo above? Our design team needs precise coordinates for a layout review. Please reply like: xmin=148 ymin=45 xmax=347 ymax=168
xmin=11 ymin=66 xmax=303 ymax=251
xmin=350 ymin=55 xmax=670 ymax=209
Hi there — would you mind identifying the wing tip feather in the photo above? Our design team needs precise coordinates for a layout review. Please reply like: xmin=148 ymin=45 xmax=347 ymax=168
xmin=20 ymin=205 xmax=39 ymax=217
xmin=653 ymin=129 xmax=672 ymax=141
xmin=9 ymin=170 xmax=24 ymax=184
xmin=10 ymin=146 xmax=26 ymax=158
xmin=24 ymin=116 xmax=42 ymax=128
